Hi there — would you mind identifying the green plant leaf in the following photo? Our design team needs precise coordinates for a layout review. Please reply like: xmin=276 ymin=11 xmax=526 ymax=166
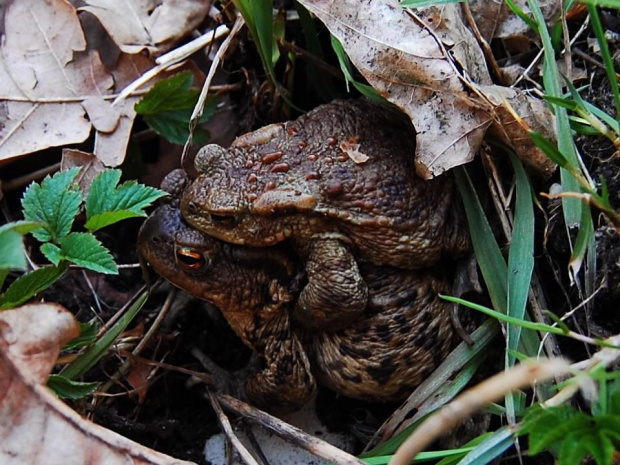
xmin=21 ymin=167 xmax=82 ymax=243
xmin=0 ymin=230 xmax=27 ymax=271
xmin=85 ymin=211 xmax=145 ymax=233
xmin=521 ymin=404 xmax=590 ymax=454
xmin=40 ymin=243 xmax=62 ymax=266
xmin=54 ymin=233 xmax=117 ymax=274
xmin=0 ymin=264 xmax=68 ymax=309
xmin=143 ymin=110 xmax=213 ymax=145
xmin=135 ymin=72 xmax=199 ymax=114
xmin=135 ymin=72 xmax=217 ymax=145
xmin=47 ymin=375 xmax=99 ymax=399
xmin=85 ymin=170 xmax=167 ymax=232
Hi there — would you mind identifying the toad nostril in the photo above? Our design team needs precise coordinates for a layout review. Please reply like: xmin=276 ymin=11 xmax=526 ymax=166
xmin=210 ymin=214 xmax=237 ymax=228
xmin=151 ymin=235 xmax=162 ymax=244
xmin=188 ymin=201 xmax=198 ymax=214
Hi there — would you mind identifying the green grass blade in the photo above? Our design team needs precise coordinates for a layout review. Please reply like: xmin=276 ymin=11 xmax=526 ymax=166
xmin=526 ymin=0 xmax=583 ymax=226
xmin=586 ymin=4 xmax=620 ymax=128
xmin=61 ymin=290 xmax=147 ymax=380
xmin=506 ymin=152 xmax=535 ymax=364
xmin=454 ymin=167 xmax=507 ymax=312
xmin=505 ymin=152 xmax=535 ymax=422
xmin=457 ymin=427 xmax=515 ymax=465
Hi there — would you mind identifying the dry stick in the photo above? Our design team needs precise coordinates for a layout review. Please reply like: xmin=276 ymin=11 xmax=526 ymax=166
xmin=389 ymin=359 xmax=571 ymax=465
xmin=113 ymin=24 xmax=230 ymax=106
xmin=207 ymin=390 xmax=262 ymax=465
xmin=182 ymin=16 xmax=245 ymax=165
xmin=461 ymin=2 xmax=505 ymax=85
xmin=215 ymin=394 xmax=366 ymax=465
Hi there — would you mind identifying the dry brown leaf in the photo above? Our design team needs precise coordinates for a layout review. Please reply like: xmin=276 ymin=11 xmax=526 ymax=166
xmin=0 ymin=303 xmax=80 ymax=383
xmin=0 ymin=303 xmax=196 ymax=465
xmin=298 ymin=0 xmax=556 ymax=178
xmin=469 ymin=0 xmax=560 ymax=43
xmin=79 ymin=0 xmax=210 ymax=56
xmin=0 ymin=0 xmax=113 ymax=161
xmin=61 ymin=149 xmax=107 ymax=196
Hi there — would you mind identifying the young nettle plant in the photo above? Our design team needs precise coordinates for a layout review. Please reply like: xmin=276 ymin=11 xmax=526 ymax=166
xmin=0 ymin=167 xmax=166 ymax=310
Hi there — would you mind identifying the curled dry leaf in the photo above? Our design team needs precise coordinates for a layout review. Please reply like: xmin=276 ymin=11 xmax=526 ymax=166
xmin=340 ymin=139 xmax=368 ymax=164
xmin=79 ymin=0 xmax=211 ymax=56
xmin=298 ymin=0 xmax=557 ymax=178
xmin=60 ymin=149 xmax=107 ymax=197
xmin=0 ymin=303 xmax=196 ymax=465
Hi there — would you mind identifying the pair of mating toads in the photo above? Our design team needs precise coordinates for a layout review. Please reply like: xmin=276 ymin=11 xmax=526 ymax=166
xmin=138 ymin=99 xmax=471 ymax=412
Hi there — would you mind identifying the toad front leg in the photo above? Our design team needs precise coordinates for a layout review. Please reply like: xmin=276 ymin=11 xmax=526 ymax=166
xmin=293 ymin=237 xmax=368 ymax=330
xmin=246 ymin=312 xmax=317 ymax=412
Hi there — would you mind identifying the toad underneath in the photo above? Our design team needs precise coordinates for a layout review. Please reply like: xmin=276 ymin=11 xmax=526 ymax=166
xmin=180 ymin=99 xmax=469 ymax=329
xmin=138 ymin=201 xmax=457 ymax=412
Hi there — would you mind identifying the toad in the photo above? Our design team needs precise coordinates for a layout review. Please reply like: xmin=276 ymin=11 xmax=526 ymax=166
xmin=138 ymin=201 xmax=457 ymax=411
xmin=180 ymin=99 xmax=469 ymax=329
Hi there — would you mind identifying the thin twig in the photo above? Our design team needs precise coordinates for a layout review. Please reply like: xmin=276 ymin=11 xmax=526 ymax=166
xmin=113 ymin=25 xmax=230 ymax=105
xmin=215 ymin=394 xmax=366 ymax=465
xmin=208 ymin=390 xmax=261 ymax=465
xmin=182 ymin=16 xmax=245 ymax=164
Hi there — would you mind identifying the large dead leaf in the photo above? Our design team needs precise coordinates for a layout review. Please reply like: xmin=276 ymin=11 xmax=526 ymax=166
xmin=298 ymin=0 xmax=556 ymax=178
xmin=469 ymin=0 xmax=560 ymax=43
xmin=0 ymin=303 xmax=196 ymax=465
xmin=79 ymin=0 xmax=211 ymax=56
xmin=0 ymin=0 xmax=114 ymax=161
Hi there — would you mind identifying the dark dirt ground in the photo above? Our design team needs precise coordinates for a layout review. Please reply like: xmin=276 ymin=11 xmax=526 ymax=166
xmin=1 ymin=6 xmax=620 ymax=465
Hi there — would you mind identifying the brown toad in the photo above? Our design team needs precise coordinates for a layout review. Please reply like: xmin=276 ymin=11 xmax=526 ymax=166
xmin=181 ymin=99 xmax=469 ymax=329
xmin=138 ymin=200 xmax=457 ymax=411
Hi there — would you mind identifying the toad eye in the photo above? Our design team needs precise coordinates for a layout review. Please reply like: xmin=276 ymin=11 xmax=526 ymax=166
xmin=210 ymin=214 xmax=237 ymax=228
xmin=176 ymin=248 xmax=207 ymax=270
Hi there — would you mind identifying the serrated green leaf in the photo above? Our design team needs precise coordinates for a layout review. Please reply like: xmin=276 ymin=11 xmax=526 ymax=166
xmin=0 ymin=220 xmax=43 ymax=235
xmin=521 ymin=405 xmax=592 ymax=455
xmin=21 ymin=168 xmax=82 ymax=243
xmin=135 ymin=72 xmax=217 ymax=145
xmin=85 ymin=211 xmax=145 ymax=232
xmin=559 ymin=435 xmax=589 ymax=465
xmin=47 ymin=374 xmax=99 ymax=400
xmin=134 ymin=72 xmax=199 ymax=114
xmin=85 ymin=170 xmax=167 ymax=232
xmin=41 ymin=243 xmax=62 ymax=266
xmin=0 ymin=264 xmax=68 ymax=309
xmin=576 ymin=432 xmax=614 ymax=465
xmin=86 ymin=169 xmax=122 ymax=217
xmin=0 ymin=230 xmax=27 ymax=271
xmin=57 ymin=233 xmax=117 ymax=274
xmin=143 ymin=110 xmax=212 ymax=145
